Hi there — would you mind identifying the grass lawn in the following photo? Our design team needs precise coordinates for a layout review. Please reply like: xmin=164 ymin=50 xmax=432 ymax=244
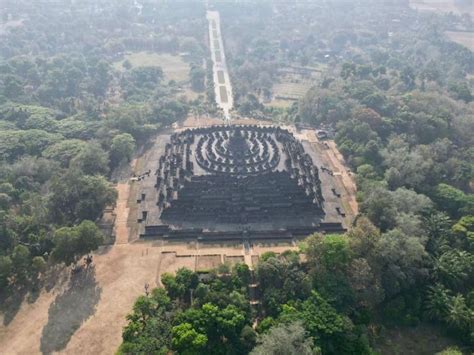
xmin=114 ymin=51 xmax=190 ymax=82
xmin=266 ymin=81 xmax=312 ymax=108
xmin=265 ymin=98 xmax=296 ymax=109
xmin=265 ymin=64 xmax=324 ymax=108
xmin=273 ymin=81 xmax=312 ymax=99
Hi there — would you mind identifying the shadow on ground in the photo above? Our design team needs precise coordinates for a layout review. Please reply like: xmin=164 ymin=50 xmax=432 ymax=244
xmin=96 ymin=244 xmax=113 ymax=256
xmin=0 ymin=265 xmax=68 ymax=326
xmin=0 ymin=288 xmax=27 ymax=326
xmin=43 ymin=264 xmax=68 ymax=293
xmin=40 ymin=266 xmax=102 ymax=355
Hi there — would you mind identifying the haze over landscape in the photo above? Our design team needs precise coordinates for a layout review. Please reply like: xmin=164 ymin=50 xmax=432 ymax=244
xmin=0 ymin=0 xmax=473 ymax=354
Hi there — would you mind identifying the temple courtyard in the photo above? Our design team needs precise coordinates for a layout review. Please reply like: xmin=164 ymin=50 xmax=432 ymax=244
xmin=0 ymin=119 xmax=357 ymax=354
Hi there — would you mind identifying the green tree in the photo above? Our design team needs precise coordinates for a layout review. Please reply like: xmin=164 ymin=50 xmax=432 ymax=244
xmin=434 ymin=249 xmax=474 ymax=291
xmin=256 ymin=255 xmax=311 ymax=315
xmin=376 ymin=229 xmax=428 ymax=298
xmin=11 ymin=244 xmax=31 ymax=282
xmin=251 ymin=322 xmax=316 ymax=355
xmin=233 ymin=263 xmax=251 ymax=288
xmin=280 ymin=291 xmax=367 ymax=354
xmin=133 ymin=295 xmax=156 ymax=325
xmin=448 ymin=82 xmax=472 ymax=103
xmin=306 ymin=234 xmax=352 ymax=271
xmin=71 ymin=142 xmax=109 ymax=175
xmin=190 ymin=66 xmax=206 ymax=92
xmin=434 ymin=184 xmax=474 ymax=218
xmin=239 ymin=325 xmax=257 ymax=353
xmin=171 ymin=323 xmax=207 ymax=355
xmin=75 ymin=220 xmax=104 ymax=255
xmin=31 ymin=256 xmax=47 ymax=275
xmin=446 ymin=295 xmax=471 ymax=330
xmin=424 ymin=212 xmax=452 ymax=255
xmin=49 ymin=171 xmax=117 ymax=223
xmin=260 ymin=251 xmax=277 ymax=262
xmin=150 ymin=287 xmax=171 ymax=308
xmin=452 ymin=215 xmax=474 ymax=251
xmin=161 ymin=273 xmax=185 ymax=300
xmin=176 ymin=268 xmax=199 ymax=291
xmin=120 ymin=289 xmax=172 ymax=355
xmin=175 ymin=267 xmax=199 ymax=303
xmin=110 ymin=133 xmax=136 ymax=168
xmin=436 ymin=347 xmax=463 ymax=355
xmin=425 ymin=283 xmax=452 ymax=321
xmin=347 ymin=217 xmax=380 ymax=258
xmin=360 ymin=186 xmax=397 ymax=231
xmin=51 ymin=220 xmax=104 ymax=265
xmin=0 ymin=255 xmax=13 ymax=289
xmin=129 ymin=66 xmax=163 ymax=87
xmin=122 ymin=60 xmax=132 ymax=70
xmin=42 ymin=139 xmax=87 ymax=167
xmin=51 ymin=227 xmax=78 ymax=265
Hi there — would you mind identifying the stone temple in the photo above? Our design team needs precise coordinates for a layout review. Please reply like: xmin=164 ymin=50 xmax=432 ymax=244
xmin=137 ymin=125 xmax=345 ymax=241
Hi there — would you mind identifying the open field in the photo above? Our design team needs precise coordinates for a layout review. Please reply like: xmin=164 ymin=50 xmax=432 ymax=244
xmin=270 ymin=81 xmax=313 ymax=107
xmin=267 ymin=65 xmax=323 ymax=108
xmin=0 ymin=243 xmax=163 ymax=354
xmin=113 ymin=51 xmax=190 ymax=82
xmin=410 ymin=0 xmax=474 ymax=15
xmin=445 ymin=31 xmax=474 ymax=51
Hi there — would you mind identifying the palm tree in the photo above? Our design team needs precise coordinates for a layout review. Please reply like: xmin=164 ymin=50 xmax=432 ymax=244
xmin=446 ymin=294 xmax=471 ymax=329
xmin=425 ymin=283 xmax=451 ymax=321
xmin=434 ymin=249 xmax=474 ymax=291
xmin=424 ymin=212 xmax=451 ymax=255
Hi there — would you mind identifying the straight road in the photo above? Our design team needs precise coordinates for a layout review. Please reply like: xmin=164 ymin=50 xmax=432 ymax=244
xmin=207 ymin=11 xmax=233 ymax=121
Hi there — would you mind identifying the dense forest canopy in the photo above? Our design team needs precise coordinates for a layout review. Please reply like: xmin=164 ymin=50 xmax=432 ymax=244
xmin=0 ymin=0 xmax=473 ymax=354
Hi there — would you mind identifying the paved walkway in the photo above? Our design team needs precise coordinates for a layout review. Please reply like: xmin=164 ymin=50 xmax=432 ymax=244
xmin=207 ymin=10 xmax=234 ymax=120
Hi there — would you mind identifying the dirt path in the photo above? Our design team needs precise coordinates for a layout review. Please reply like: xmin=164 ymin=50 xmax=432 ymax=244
xmin=324 ymin=140 xmax=358 ymax=216
xmin=114 ymin=183 xmax=132 ymax=244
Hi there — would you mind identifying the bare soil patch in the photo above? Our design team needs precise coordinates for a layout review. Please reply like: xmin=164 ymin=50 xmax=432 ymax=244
xmin=445 ymin=31 xmax=474 ymax=51
xmin=224 ymin=255 xmax=245 ymax=266
xmin=410 ymin=0 xmax=474 ymax=15
xmin=196 ymin=255 xmax=222 ymax=271
xmin=0 ymin=243 xmax=162 ymax=354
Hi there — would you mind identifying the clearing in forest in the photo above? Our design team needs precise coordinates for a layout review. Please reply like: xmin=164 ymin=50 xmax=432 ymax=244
xmin=409 ymin=0 xmax=474 ymax=15
xmin=114 ymin=51 xmax=190 ymax=82
xmin=267 ymin=65 xmax=324 ymax=108
xmin=445 ymin=31 xmax=474 ymax=51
